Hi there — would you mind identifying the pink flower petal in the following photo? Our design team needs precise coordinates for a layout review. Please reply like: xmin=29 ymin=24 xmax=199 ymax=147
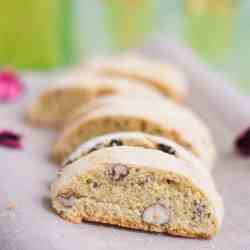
xmin=235 ymin=127 xmax=250 ymax=156
xmin=0 ymin=68 xmax=24 ymax=102
xmin=0 ymin=130 xmax=23 ymax=149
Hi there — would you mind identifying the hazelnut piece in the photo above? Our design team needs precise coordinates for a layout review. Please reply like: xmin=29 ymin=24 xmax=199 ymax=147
xmin=142 ymin=203 xmax=170 ymax=225
xmin=109 ymin=163 xmax=129 ymax=181
xmin=192 ymin=200 xmax=206 ymax=221
xmin=57 ymin=195 xmax=76 ymax=208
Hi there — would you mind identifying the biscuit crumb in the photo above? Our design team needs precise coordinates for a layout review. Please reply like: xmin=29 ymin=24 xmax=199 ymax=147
xmin=7 ymin=201 xmax=16 ymax=210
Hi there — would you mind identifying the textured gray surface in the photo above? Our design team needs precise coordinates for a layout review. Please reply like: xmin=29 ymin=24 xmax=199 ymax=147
xmin=1 ymin=41 xmax=250 ymax=250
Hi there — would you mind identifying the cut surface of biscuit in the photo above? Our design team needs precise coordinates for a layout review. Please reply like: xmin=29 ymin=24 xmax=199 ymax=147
xmin=51 ymin=146 xmax=223 ymax=239
xmin=27 ymin=74 xmax=163 ymax=128
xmin=85 ymin=54 xmax=188 ymax=102
xmin=53 ymin=97 xmax=215 ymax=168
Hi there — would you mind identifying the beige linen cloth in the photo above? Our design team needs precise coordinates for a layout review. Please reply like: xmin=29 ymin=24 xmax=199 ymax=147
xmin=1 ymin=40 xmax=250 ymax=250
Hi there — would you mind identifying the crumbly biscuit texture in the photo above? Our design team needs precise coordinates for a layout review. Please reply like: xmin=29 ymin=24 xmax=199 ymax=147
xmin=52 ymin=146 xmax=223 ymax=239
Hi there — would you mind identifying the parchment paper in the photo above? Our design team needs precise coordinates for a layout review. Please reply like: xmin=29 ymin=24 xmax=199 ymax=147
xmin=1 ymin=40 xmax=250 ymax=250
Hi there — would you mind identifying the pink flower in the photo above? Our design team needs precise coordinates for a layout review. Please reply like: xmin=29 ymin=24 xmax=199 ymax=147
xmin=0 ymin=130 xmax=23 ymax=149
xmin=0 ymin=68 xmax=24 ymax=102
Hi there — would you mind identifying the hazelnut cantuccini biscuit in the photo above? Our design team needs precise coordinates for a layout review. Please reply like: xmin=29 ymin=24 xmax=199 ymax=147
xmin=51 ymin=146 xmax=223 ymax=239
xmin=53 ymin=97 xmax=215 ymax=169
xmin=27 ymin=74 xmax=164 ymax=129
xmin=63 ymin=132 xmax=204 ymax=171
xmin=84 ymin=54 xmax=188 ymax=102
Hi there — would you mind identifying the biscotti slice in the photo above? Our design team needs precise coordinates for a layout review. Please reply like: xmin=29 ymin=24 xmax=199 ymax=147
xmin=63 ymin=132 xmax=205 ymax=172
xmin=27 ymin=74 xmax=163 ymax=129
xmin=84 ymin=54 xmax=188 ymax=102
xmin=53 ymin=97 xmax=215 ymax=168
xmin=51 ymin=146 xmax=223 ymax=239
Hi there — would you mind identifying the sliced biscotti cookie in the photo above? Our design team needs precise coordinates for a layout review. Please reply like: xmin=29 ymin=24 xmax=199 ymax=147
xmin=53 ymin=97 xmax=216 ymax=168
xmin=63 ymin=132 xmax=205 ymax=172
xmin=84 ymin=54 xmax=188 ymax=102
xmin=51 ymin=146 xmax=223 ymax=239
xmin=27 ymin=74 xmax=163 ymax=129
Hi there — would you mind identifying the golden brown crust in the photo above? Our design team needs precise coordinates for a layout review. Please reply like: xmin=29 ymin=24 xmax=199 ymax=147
xmin=53 ymin=207 xmax=214 ymax=239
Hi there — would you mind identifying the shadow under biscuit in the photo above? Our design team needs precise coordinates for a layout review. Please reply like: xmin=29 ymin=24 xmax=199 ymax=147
xmin=41 ymin=196 xmax=54 ymax=213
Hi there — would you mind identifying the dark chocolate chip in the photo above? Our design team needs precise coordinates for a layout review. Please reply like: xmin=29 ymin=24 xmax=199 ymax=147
xmin=157 ymin=143 xmax=176 ymax=156
xmin=109 ymin=139 xmax=123 ymax=146
xmin=88 ymin=143 xmax=103 ymax=154
xmin=63 ymin=159 xmax=74 ymax=166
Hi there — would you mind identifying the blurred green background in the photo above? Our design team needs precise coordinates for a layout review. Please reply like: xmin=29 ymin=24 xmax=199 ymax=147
xmin=0 ymin=0 xmax=249 ymax=91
